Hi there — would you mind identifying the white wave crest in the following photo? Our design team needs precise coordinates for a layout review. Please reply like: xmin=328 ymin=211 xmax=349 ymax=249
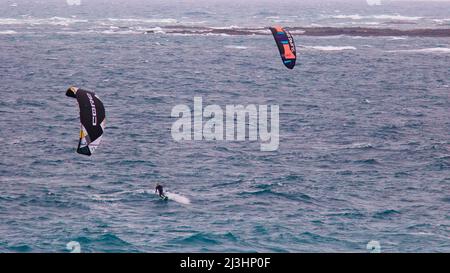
xmin=145 ymin=27 xmax=166 ymax=34
xmin=0 ymin=17 xmax=87 ymax=26
xmin=331 ymin=14 xmax=422 ymax=21
xmin=372 ymin=14 xmax=422 ymax=21
xmin=304 ymin=46 xmax=357 ymax=51
xmin=210 ymin=25 xmax=241 ymax=30
xmin=433 ymin=19 xmax=450 ymax=25
xmin=100 ymin=29 xmax=143 ymax=35
xmin=348 ymin=143 xmax=373 ymax=149
xmin=224 ymin=45 xmax=248 ymax=49
xmin=106 ymin=18 xmax=177 ymax=24
xmin=387 ymin=36 xmax=408 ymax=40
xmin=387 ymin=47 xmax=450 ymax=54
xmin=0 ymin=30 xmax=17 ymax=35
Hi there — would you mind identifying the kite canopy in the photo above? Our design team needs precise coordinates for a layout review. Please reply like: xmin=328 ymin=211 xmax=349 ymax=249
xmin=269 ymin=26 xmax=297 ymax=69
xmin=66 ymin=86 xmax=105 ymax=156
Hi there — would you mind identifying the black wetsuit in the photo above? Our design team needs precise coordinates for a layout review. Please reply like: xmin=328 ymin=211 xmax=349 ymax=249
xmin=155 ymin=185 xmax=165 ymax=197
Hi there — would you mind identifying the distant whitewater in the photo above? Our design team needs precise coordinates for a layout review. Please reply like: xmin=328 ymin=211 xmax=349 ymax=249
xmin=303 ymin=45 xmax=357 ymax=51
xmin=387 ymin=47 xmax=450 ymax=54
xmin=0 ymin=16 xmax=449 ymax=37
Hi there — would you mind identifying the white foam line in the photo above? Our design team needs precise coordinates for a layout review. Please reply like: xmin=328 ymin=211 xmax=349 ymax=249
xmin=304 ymin=45 xmax=357 ymax=51
xmin=387 ymin=47 xmax=450 ymax=54
xmin=165 ymin=191 xmax=191 ymax=205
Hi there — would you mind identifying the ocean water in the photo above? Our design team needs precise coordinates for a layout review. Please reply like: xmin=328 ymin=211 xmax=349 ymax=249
xmin=0 ymin=0 xmax=449 ymax=253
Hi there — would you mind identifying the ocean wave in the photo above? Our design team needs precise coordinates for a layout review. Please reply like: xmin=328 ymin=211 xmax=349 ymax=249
xmin=106 ymin=18 xmax=178 ymax=24
xmin=172 ymin=232 xmax=238 ymax=246
xmin=267 ymin=17 xmax=294 ymax=23
xmin=387 ymin=47 xmax=450 ymax=54
xmin=303 ymin=46 xmax=357 ymax=51
xmin=326 ymin=211 xmax=365 ymax=218
xmin=372 ymin=15 xmax=422 ymax=21
xmin=354 ymin=158 xmax=379 ymax=165
xmin=7 ymin=245 xmax=32 ymax=252
xmin=346 ymin=143 xmax=374 ymax=149
xmin=331 ymin=14 xmax=422 ymax=21
xmin=239 ymin=188 xmax=313 ymax=203
xmin=426 ymin=156 xmax=450 ymax=171
xmin=332 ymin=14 xmax=364 ymax=20
xmin=147 ymin=27 xmax=165 ymax=34
xmin=89 ymin=188 xmax=152 ymax=203
xmin=90 ymin=193 xmax=123 ymax=202
xmin=373 ymin=209 xmax=401 ymax=219
xmin=224 ymin=45 xmax=250 ymax=50
xmin=0 ymin=30 xmax=17 ymax=35
xmin=433 ymin=19 xmax=450 ymax=25
xmin=144 ymin=26 xmax=450 ymax=37
xmin=0 ymin=17 xmax=88 ymax=26
xmin=180 ymin=20 xmax=208 ymax=25
xmin=387 ymin=36 xmax=408 ymax=40
xmin=182 ymin=11 xmax=215 ymax=17
xmin=210 ymin=25 xmax=245 ymax=30
xmin=70 ymin=233 xmax=134 ymax=252
xmin=361 ymin=22 xmax=381 ymax=26
xmin=23 ymin=193 xmax=91 ymax=210
xmin=100 ymin=29 xmax=143 ymax=35
xmin=6 ymin=21 xmax=449 ymax=37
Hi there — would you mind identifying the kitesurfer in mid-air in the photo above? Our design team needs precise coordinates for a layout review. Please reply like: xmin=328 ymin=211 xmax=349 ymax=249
xmin=155 ymin=183 xmax=166 ymax=199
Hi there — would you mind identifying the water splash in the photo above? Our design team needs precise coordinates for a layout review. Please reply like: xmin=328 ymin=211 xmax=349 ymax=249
xmin=165 ymin=192 xmax=191 ymax=205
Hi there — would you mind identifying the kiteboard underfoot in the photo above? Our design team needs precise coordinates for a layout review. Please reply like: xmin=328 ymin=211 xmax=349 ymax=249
xmin=164 ymin=192 xmax=191 ymax=205
xmin=160 ymin=195 xmax=168 ymax=201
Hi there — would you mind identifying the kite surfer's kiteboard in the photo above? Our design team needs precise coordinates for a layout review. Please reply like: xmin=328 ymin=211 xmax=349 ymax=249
xmin=160 ymin=195 xmax=168 ymax=201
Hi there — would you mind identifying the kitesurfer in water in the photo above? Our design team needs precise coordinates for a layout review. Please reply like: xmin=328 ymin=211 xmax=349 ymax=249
xmin=155 ymin=183 xmax=166 ymax=199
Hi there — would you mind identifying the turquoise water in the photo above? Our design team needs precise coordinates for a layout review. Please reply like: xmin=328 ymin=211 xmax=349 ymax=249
xmin=0 ymin=0 xmax=449 ymax=252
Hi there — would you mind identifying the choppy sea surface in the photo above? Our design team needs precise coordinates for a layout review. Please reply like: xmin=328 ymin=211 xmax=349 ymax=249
xmin=0 ymin=0 xmax=449 ymax=252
